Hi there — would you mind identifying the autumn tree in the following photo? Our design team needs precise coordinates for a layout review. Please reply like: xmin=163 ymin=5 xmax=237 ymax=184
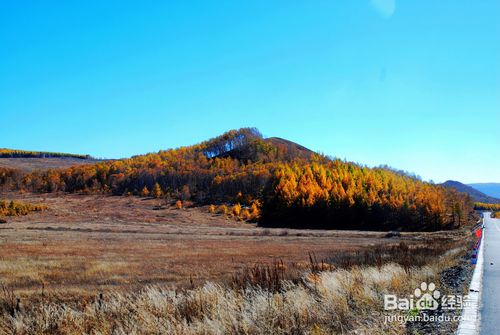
xmin=141 ymin=186 xmax=150 ymax=197
xmin=232 ymin=203 xmax=242 ymax=217
xmin=218 ymin=204 xmax=228 ymax=215
xmin=152 ymin=183 xmax=163 ymax=198
xmin=241 ymin=209 xmax=252 ymax=221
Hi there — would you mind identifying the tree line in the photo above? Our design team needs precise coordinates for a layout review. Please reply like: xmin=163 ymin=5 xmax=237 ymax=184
xmin=474 ymin=202 xmax=500 ymax=219
xmin=0 ymin=128 xmax=474 ymax=231
xmin=0 ymin=148 xmax=92 ymax=160
xmin=474 ymin=202 xmax=500 ymax=211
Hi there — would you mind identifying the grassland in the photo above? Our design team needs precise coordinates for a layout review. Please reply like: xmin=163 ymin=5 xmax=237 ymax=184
xmin=0 ymin=193 xmax=410 ymax=293
xmin=0 ymin=157 xmax=101 ymax=172
xmin=0 ymin=192 xmax=475 ymax=334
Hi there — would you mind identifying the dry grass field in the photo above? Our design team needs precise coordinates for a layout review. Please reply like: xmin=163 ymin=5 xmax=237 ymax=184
xmin=0 ymin=192 xmax=474 ymax=334
xmin=0 ymin=158 xmax=101 ymax=172
xmin=1 ymin=193 xmax=409 ymax=294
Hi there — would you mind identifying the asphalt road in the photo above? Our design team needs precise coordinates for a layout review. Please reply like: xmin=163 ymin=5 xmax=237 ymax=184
xmin=480 ymin=213 xmax=500 ymax=334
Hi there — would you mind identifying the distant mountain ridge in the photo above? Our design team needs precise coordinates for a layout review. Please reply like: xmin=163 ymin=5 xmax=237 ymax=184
xmin=468 ymin=183 xmax=500 ymax=200
xmin=441 ymin=180 xmax=500 ymax=204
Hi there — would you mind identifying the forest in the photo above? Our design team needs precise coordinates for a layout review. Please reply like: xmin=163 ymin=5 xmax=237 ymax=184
xmin=0 ymin=128 xmax=473 ymax=231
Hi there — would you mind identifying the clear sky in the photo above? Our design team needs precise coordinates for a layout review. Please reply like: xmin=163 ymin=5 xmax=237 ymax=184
xmin=1 ymin=1 xmax=499 ymax=183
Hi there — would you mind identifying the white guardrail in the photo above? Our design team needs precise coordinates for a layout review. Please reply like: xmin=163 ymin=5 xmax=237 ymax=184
xmin=456 ymin=217 xmax=485 ymax=335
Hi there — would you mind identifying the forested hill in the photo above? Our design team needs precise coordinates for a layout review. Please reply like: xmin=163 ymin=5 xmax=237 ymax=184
xmin=0 ymin=128 xmax=473 ymax=231
xmin=441 ymin=180 xmax=500 ymax=204
xmin=0 ymin=149 xmax=92 ymax=160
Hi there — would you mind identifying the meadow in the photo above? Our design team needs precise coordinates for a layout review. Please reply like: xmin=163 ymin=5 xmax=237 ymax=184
xmin=0 ymin=192 xmax=473 ymax=334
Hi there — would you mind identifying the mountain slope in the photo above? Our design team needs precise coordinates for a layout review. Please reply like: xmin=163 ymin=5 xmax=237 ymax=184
xmin=441 ymin=180 xmax=500 ymax=204
xmin=265 ymin=137 xmax=314 ymax=159
xmin=468 ymin=183 xmax=500 ymax=199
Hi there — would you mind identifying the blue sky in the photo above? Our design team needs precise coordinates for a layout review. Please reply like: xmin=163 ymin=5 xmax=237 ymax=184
xmin=1 ymin=0 xmax=499 ymax=183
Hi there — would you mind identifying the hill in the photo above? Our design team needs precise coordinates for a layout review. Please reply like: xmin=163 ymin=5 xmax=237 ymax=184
xmin=0 ymin=128 xmax=473 ymax=231
xmin=199 ymin=128 xmax=314 ymax=162
xmin=468 ymin=183 xmax=500 ymax=200
xmin=0 ymin=149 xmax=101 ymax=172
xmin=441 ymin=180 xmax=500 ymax=204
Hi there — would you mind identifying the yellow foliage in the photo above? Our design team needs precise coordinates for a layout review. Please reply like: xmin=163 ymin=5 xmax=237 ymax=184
xmin=218 ymin=204 xmax=228 ymax=215
xmin=232 ymin=203 xmax=241 ymax=217
xmin=0 ymin=200 xmax=47 ymax=217
xmin=241 ymin=209 xmax=251 ymax=221
xmin=250 ymin=202 xmax=261 ymax=220
xmin=141 ymin=186 xmax=150 ymax=197
xmin=475 ymin=202 xmax=500 ymax=211
xmin=152 ymin=183 xmax=163 ymax=198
